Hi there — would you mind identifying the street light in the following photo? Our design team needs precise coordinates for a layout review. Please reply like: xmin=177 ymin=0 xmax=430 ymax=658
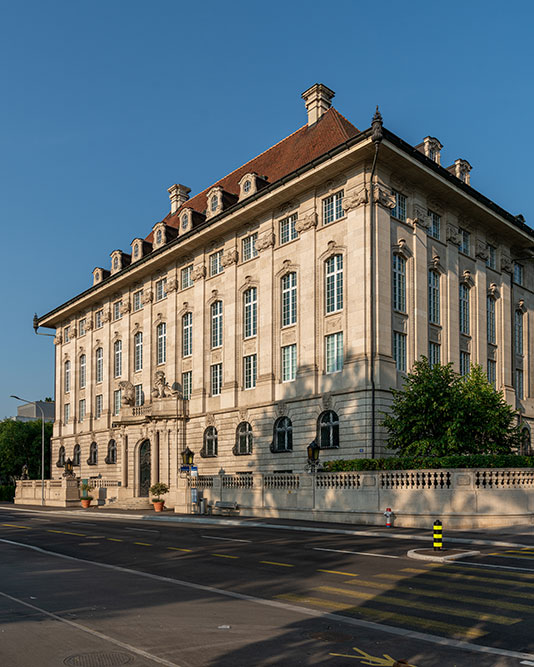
xmin=307 ymin=440 xmax=320 ymax=472
xmin=10 ymin=395 xmax=46 ymax=506
xmin=64 ymin=458 xmax=74 ymax=478
xmin=181 ymin=447 xmax=194 ymax=466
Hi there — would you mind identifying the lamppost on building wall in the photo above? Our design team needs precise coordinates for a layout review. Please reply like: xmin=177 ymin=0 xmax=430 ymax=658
xmin=10 ymin=395 xmax=46 ymax=506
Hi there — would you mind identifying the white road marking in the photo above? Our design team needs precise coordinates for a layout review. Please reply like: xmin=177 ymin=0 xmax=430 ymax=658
xmin=313 ymin=547 xmax=400 ymax=559
xmin=0 ymin=589 xmax=180 ymax=667
xmin=521 ymin=662 xmax=534 ymax=665
xmin=446 ymin=561 xmax=534 ymax=574
xmin=4 ymin=537 xmax=533 ymax=663
xmin=201 ymin=535 xmax=251 ymax=543
xmin=122 ymin=527 xmax=159 ymax=533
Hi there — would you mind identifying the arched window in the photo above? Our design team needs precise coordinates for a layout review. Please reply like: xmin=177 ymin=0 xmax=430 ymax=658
xmin=515 ymin=310 xmax=524 ymax=355
xmin=156 ymin=229 xmax=162 ymax=245
xmin=487 ymin=296 xmax=496 ymax=344
xmin=96 ymin=347 xmax=104 ymax=383
xmin=428 ymin=270 xmax=440 ymax=325
xmin=459 ymin=284 xmax=470 ymax=335
xmin=234 ymin=422 xmax=253 ymax=455
xmin=272 ymin=417 xmax=293 ymax=452
xmin=79 ymin=354 xmax=86 ymax=389
xmin=56 ymin=445 xmax=65 ymax=467
xmin=157 ymin=323 xmax=166 ymax=364
xmin=281 ymin=272 xmax=297 ymax=326
xmin=106 ymin=439 xmax=117 ymax=464
xmin=113 ymin=256 xmax=119 ymax=270
xmin=182 ymin=312 xmax=192 ymax=357
xmin=134 ymin=332 xmax=143 ymax=371
xmin=211 ymin=195 xmax=218 ymax=212
xmin=211 ymin=301 xmax=223 ymax=348
xmin=133 ymin=244 xmax=139 ymax=258
xmin=392 ymin=255 xmax=406 ymax=312
xmin=73 ymin=444 xmax=81 ymax=466
xmin=64 ymin=360 xmax=71 ymax=393
xmin=114 ymin=340 xmax=122 ymax=378
xmin=317 ymin=410 xmax=340 ymax=449
xmin=325 ymin=254 xmax=343 ymax=313
xmin=87 ymin=442 xmax=98 ymax=465
xmin=202 ymin=427 xmax=218 ymax=457
xmin=243 ymin=287 xmax=257 ymax=338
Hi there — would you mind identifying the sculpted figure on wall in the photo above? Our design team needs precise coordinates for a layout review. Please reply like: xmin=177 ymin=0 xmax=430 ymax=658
xmin=119 ymin=381 xmax=135 ymax=406
xmin=152 ymin=370 xmax=171 ymax=399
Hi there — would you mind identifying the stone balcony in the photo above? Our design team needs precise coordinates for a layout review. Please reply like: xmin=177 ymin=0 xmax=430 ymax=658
xmin=112 ymin=397 xmax=188 ymax=426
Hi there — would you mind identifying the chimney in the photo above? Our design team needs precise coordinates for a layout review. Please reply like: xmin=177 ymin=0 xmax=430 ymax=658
xmin=301 ymin=83 xmax=335 ymax=126
xmin=168 ymin=184 xmax=191 ymax=214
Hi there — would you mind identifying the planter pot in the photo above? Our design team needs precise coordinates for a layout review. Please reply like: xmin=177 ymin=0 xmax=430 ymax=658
xmin=153 ymin=501 xmax=165 ymax=512
xmin=81 ymin=498 xmax=91 ymax=509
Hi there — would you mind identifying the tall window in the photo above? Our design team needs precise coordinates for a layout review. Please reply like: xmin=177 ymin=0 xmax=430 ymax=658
xmin=58 ymin=446 xmax=66 ymax=467
xmin=459 ymin=228 xmax=470 ymax=255
xmin=210 ymin=250 xmax=223 ymax=276
xmin=211 ymin=301 xmax=223 ymax=348
xmin=203 ymin=427 xmax=218 ymax=457
xmin=79 ymin=354 xmax=86 ymax=389
xmin=273 ymin=417 xmax=293 ymax=452
xmin=235 ymin=422 xmax=253 ymax=455
xmin=280 ymin=214 xmax=298 ymax=244
xmin=64 ymin=403 xmax=70 ymax=424
xmin=64 ymin=327 xmax=70 ymax=343
xmin=487 ymin=359 xmax=496 ymax=387
xmin=460 ymin=351 xmax=470 ymax=376
xmin=107 ymin=440 xmax=117 ymax=464
xmin=113 ymin=300 xmax=122 ymax=321
xmin=514 ymin=263 xmax=524 ymax=285
xmin=515 ymin=310 xmax=524 ymax=355
xmin=157 ymin=323 xmax=166 ymax=364
xmin=95 ymin=309 xmax=103 ymax=329
xmin=211 ymin=363 xmax=222 ymax=396
xmin=79 ymin=399 xmax=86 ymax=422
xmin=243 ymin=288 xmax=257 ymax=338
xmin=325 ymin=254 xmax=343 ymax=313
xmin=281 ymin=344 xmax=297 ymax=382
xmin=429 ymin=342 xmax=441 ymax=367
xmin=181 ymin=265 xmax=193 ymax=289
xmin=155 ymin=278 xmax=167 ymax=301
xmin=428 ymin=210 xmax=441 ymax=240
xmin=133 ymin=290 xmax=143 ymax=311
xmin=281 ymin=272 xmax=297 ymax=326
xmin=64 ymin=360 xmax=71 ymax=393
xmin=516 ymin=369 xmax=524 ymax=399
xmin=96 ymin=348 xmax=103 ymax=383
xmin=95 ymin=395 xmax=103 ymax=419
xmin=392 ymin=255 xmax=406 ymax=312
xmin=391 ymin=191 xmax=406 ymax=222
xmin=243 ymin=354 xmax=257 ymax=389
xmin=114 ymin=340 xmax=122 ymax=378
xmin=323 ymin=190 xmax=344 ymax=225
xmin=134 ymin=384 xmax=144 ymax=406
xmin=428 ymin=270 xmax=440 ymax=325
xmin=487 ymin=297 xmax=496 ymax=345
xmin=486 ymin=245 xmax=497 ymax=269
xmin=182 ymin=371 xmax=192 ymax=400
xmin=242 ymin=233 xmax=258 ymax=261
xmin=318 ymin=410 xmax=339 ymax=449
xmin=73 ymin=444 xmax=81 ymax=466
xmin=182 ymin=312 xmax=192 ymax=357
xmin=88 ymin=442 xmax=98 ymax=465
xmin=113 ymin=389 xmax=122 ymax=416
xmin=134 ymin=332 xmax=143 ymax=371
xmin=393 ymin=332 xmax=406 ymax=372
xmin=459 ymin=284 xmax=470 ymax=335
xmin=325 ymin=332 xmax=343 ymax=373
xmin=78 ymin=319 xmax=86 ymax=336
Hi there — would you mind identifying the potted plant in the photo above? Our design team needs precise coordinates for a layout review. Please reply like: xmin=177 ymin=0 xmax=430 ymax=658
xmin=150 ymin=482 xmax=169 ymax=512
xmin=80 ymin=482 xmax=94 ymax=509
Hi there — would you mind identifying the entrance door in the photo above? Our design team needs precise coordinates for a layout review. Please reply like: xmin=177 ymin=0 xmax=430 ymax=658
xmin=139 ymin=440 xmax=151 ymax=497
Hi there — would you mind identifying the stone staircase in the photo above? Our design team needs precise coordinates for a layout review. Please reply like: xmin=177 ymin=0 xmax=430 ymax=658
xmin=102 ymin=497 xmax=153 ymax=510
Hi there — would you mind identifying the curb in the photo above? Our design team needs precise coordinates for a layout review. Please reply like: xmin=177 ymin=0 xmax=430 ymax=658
xmin=408 ymin=548 xmax=481 ymax=563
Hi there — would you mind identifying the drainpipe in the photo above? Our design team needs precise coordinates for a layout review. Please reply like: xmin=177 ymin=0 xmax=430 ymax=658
xmin=370 ymin=107 xmax=383 ymax=460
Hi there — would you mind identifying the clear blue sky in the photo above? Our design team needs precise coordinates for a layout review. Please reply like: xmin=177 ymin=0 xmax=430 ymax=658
xmin=1 ymin=0 xmax=533 ymax=418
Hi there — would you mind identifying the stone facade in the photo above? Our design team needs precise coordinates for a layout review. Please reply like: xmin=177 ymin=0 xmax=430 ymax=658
xmin=38 ymin=84 xmax=534 ymax=503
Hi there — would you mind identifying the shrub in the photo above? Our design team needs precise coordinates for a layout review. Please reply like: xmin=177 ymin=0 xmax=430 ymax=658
xmin=322 ymin=454 xmax=534 ymax=472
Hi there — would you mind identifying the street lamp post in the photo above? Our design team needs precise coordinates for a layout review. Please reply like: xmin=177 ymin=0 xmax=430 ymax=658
xmin=306 ymin=440 xmax=321 ymax=513
xmin=10 ymin=395 xmax=46 ymax=506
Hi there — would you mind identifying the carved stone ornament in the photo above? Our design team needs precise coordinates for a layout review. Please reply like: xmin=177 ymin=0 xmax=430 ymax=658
xmin=487 ymin=283 xmax=499 ymax=298
xmin=501 ymin=254 xmax=512 ymax=273
xmin=119 ymin=381 xmax=135 ymax=406
xmin=461 ymin=270 xmax=475 ymax=287
xmin=429 ymin=254 xmax=445 ymax=274
xmin=342 ymin=188 xmax=368 ymax=212
xmin=427 ymin=196 xmax=445 ymax=214
xmin=120 ymin=301 xmax=131 ymax=315
xmin=517 ymin=299 xmax=527 ymax=313
xmin=294 ymin=211 xmax=318 ymax=233
xmin=102 ymin=310 xmax=111 ymax=323
xmin=142 ymin=290 xmax=154 ymax=304
xmin=393 ymin=238 xmax=412 ymax=259
xmin=475 ymin=239 xmax=489 ymax=261
xmin=85 ymin=319 xmax=94 ymax=331
xmin=167 ymin=278 xmax=178 ymax=293
xmin=256 ymin=231 xmax=275 ymax=252
xmin=322 ymin=393 xmax=333 ymax=410
xmin=222 ymin=249 xmax=239 ymax=267
xmin=276 ymin=402 xmax=286 ymax=417
xmin=446 ymin=224 xmax=461 ymax=246
xmin=238 ymin=408 xmax=248 ymax=422
xmin=373 ymin=184 xmax=396 ymax=209
xmin=411 ymin=205 xmax=429 ymax=228
xmin=191 ymin=264 xmax=206 ymax=281
xmin=151 ymin=370 xmax=171 ymax=399
xmin=206 ymin=413 xmax=215 ymax=426
xmin=55 ymin=332 xmax=63 ymax=345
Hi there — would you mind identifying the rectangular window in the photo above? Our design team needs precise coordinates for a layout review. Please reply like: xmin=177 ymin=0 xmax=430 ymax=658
xmin=514 ymin=263 xmax=524 ymax=286
xmin=281 ymin=272 xmax=297 ymax=327
xmin=78 ymin=318 xmax=86 ymax=336
xmin=157 ymin=323 xmax=166 ymax=364
xmin=459 ymin=284 xmax=470 ymax=335
xmin=182 ymin=371 xmax=192 ymax=401
xmin=64 ymin=361 xmax=71 ymax=393
xmin=516 ymin=369 xmax=524 ymax=399
xmin=242 ymin=233 xmax=258 ymax=261
xmin=459 ymin=228 xmax=470 ymax=255
xmin=133 ymin=290 xmax=143 ymax=312
xmin=209 ymin=250 xmax=223 ymax=277
xmin=243 ymin=354 xmax=257 ymax=389
xmin=114 ymin=340 xmax=122 ymax=378
xmin=391 ymin=191 xmax=407 ymax=222
xmin=134 ymin=384 xmax=144 ymax=406
xmin=428 ymin=210 xmax=441 ymax=240
xmin=95 ymin=310 xmax=103 ymax=329
xmin=486 ymin=245 xmax=497 ymax=270
xmin=428 ymin=270 xmax=440 ymax=325
xmin=113 ymin=300 xmax=122 ymax=321
xmin=64 ymin=403 xmax=70 ymax=424
xmin=392 ymin=255 xmax=406 ymax=312
xmin=460 ymin=351 xmax=470 ymax=376
xmin=281 ymin=344 xmax=297 ymax=382
xmin=325 ymin=332 xmax=343 ymax=373
xmin=95 ymin=394 xmax=103 ymax=419
xmin=181 ymin=265 xmax=193 ymax=289
xmin=325 ymin=254 xmax=343 ymax=314
xmin=211 ymin=301 xmax=223 ymax=348
xmin=64 ymin=327 xmax=70 ymax=343
xmin=322 ymin=190 xmax=344 ymax=225
xmin=487 ymin=359 xmax=496 ymax=387
xmin=210 ymin=363 xmax=222 ymax=396
xmin=429 ymin=341 xmax=441 ymax=367
xmin=515 ymin=310 xmax=523 ymax=355
xmin=393 ymin=332 xmax=407 ymax=372
xmin=243 ymin=287 xmax=257 ymax=338
xmin=280 ymin=214 xmax=298 ymax=244
xmin=487 ymin=297 xmax=496 ymax=345
xmin=113 ymin=389 xmax=122 ymax=416
xmin=96 ymin=348 xmax=103 ymax=383
xmin=79 ymin=399 xmax=86 ymax=422
xmin=134 ymin=332 xmax=143 ymax=372
xmin=182 ymin=312 xmax=192 ymax=357
xmin=155 ymin=278 xmax=167 ymax=301
xmin=79 ymin=355 xmax=86 ymax=389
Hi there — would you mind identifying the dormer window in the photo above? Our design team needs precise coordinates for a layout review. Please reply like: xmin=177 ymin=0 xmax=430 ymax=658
xmin=110 ymin=250 xmax=129 ymax=274
xmin=238 ymin=173 xmax=267 ymax=201
xmin=113 ymin=256 xmax=118 ymax=270
xmin=133 ymin=244 xmax=139 ymax=259
xmin=152 ymin=222 xmax=169 ymax=249
xmin=448 ymin=159 xmax=472 ymax=185
xmin=211 ymin=196 xmax=218 ymax=212
xmin=205 ymin=187 xmax=226 ymax=219
xmin=92 ymin=267 xmax=109 ymax=285
xmin=181 ymin=212 xmax=188 ymax=229
xmin=131 ymin=238 xmax=150 ymax=262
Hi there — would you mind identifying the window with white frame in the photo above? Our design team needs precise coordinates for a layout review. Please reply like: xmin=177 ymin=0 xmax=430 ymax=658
xmin=78 ymin=318 xmax=86 ymax=336
xmin=516 ymin=369 xmax=524 ymax=399
xmin=235 ymin=422 xmax=253 ymax=455
xmin=391 ymin=191 xmax=407 ymax=222
xmin=210 ymin=363 xmax=222 ymax=396
xmin=393 ymin=332 xmax=406 ymax=372
xmin=429 ymin=341 xmax=441 ymax=367
xmin=428 ymin=270 xmax=440 ymax=325
xmin=95 ymin=309 xmax=103 ymax=329
xmin=281 ymin=344 xmax=297 ymax=382
xmin=79 ymin=354 xmax=86 ymax=389
xmin=157 ymin=323 xmax=166 ymax=364
xmin=182 ymin=371 xmax=192 ymax=400
xmin=318 ymin=410 xmax=339 ymax=449
xmin=459 ymin=228 xmax=470 ymax=255
xmin=211 ymin=301 xmax=223 ymax=348
xmin=64 ymin=403 xmax=70 ymax=424
xmin=79 ymin=399 xmax=86 ymax=422
xmin=325 ymin=332 xmax=343 ymax=373
xmin=203 ymin=426 xmax=218 ymax=457
xmin=95 ymin=394 xmax=103 ymax=419
xmin=64 ymin=360 xmax=71 ymax=393
xmin=133 ymin=290 xmax=143 ymax=312
xmin=134 ymin=332 xmax=143 ymax=371
xmin=113 ymin=389 xmax=122 ymax=416
xmin=134 ymin=384 xmax=144 ymax=406
xmin=64 ymin=326 xmax=70 ymax=343
xmin=460 ymin=351 xmax=470 ymax=376
xmin=243 ymin=287 xmax=257 ymax=338
xmin=181 ymin=265 xmax=193 ymax=289
xmin=323 ymin=190 xmax=344 ymax=225
xmin=280 ymin=214 xmax=298 ymax=244
xmin=487 ymin=297 xmax=496 ymax=345
xmin=113 ymin=300 xmax=122 ymax=321
xmin=486 ymin=245 xmax=497 ymax=270
xmin=515 ymin=310 xmax=524 ymax=355
xmin=514 ymin=263 xmax=524 ymax=286
xmin=281 ymin=272 xmax=297 ymax=326
xmin=487 ymin=359 xmax=496 ymax=387
xmin=155 ymin=278 xmax=167 ymax=301
xmin=392 ymin=255 xmax=406 ymax=312
xmin=209 ymin=250 xmax=223 ymax=277
xmin=428 ymin=210 xmax=441 ymax=240
xmin=96 ymin=348 xmax=103 ymax=383
xmin=182 ymin=312 xmax=192 ymax=357
xmin=273 ymin=417 xmax=293 ymax=452
xmin=114 ymin=340 xmax=122 ymax=378
xmin=459 ymin=284 xmax=470 ymax=335
xmin=243 ymin=354 xmax=257 ymax=389
xmin=325 ymin=254 xmax=343 ymax=313
xmin=242 ymin=233 xmax=258 ymax=261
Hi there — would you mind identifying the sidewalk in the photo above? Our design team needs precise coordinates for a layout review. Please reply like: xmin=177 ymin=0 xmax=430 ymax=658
xmin=3 ymin=502 xmax=534 ymax=548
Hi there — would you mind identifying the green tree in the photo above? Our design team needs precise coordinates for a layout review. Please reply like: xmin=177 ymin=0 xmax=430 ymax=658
xmin=0 ymin=419 xmax=52 ymax=483
xmin=383 ymin=358 xmax=521 ymax=457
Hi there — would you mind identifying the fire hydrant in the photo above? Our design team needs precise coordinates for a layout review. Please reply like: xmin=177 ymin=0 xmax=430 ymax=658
xmin=384 ymin=507 xmax=394 ymax=527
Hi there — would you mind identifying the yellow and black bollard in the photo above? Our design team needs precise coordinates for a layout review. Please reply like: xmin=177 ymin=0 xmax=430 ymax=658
xmin=433 ymin=520 xmax=443 ymax=551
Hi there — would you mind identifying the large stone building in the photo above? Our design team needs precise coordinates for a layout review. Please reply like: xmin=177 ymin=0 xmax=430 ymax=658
xmin=38 ymin=84 xmax=534 ymax=502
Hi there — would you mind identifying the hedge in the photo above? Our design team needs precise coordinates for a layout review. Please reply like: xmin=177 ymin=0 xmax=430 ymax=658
xmin=0 ymin=485 xmax=15 ymax=502
xmin=322 ymin=454 xmax=534 ymax=472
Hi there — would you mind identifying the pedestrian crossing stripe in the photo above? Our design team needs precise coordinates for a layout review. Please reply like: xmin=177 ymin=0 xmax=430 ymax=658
xmin=438 ymin=563 xmax=534 ymax=579
xmin=392 ymin=568 xmax=534 ymax=592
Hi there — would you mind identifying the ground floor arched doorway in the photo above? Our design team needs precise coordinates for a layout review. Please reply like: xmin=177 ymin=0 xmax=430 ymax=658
xmin=139 ymin=440 xmax=151 ymax=497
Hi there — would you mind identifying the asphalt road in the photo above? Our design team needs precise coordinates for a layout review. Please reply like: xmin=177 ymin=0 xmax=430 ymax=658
xmin=1 ymin=507 xmax=534 ymax=666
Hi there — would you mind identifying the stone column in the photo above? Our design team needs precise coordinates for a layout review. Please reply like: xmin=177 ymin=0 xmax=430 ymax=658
xmin=151 ymin=430 xmax=160 ymax=486
xmin=121 ymin=434 xmax=128 ymax=488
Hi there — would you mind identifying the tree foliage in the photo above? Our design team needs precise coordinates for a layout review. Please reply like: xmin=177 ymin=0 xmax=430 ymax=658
xmin=382 ymin=358 xmax=521 ymax=457
xmin=0 ymin=419 xmax=52 ymax=483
